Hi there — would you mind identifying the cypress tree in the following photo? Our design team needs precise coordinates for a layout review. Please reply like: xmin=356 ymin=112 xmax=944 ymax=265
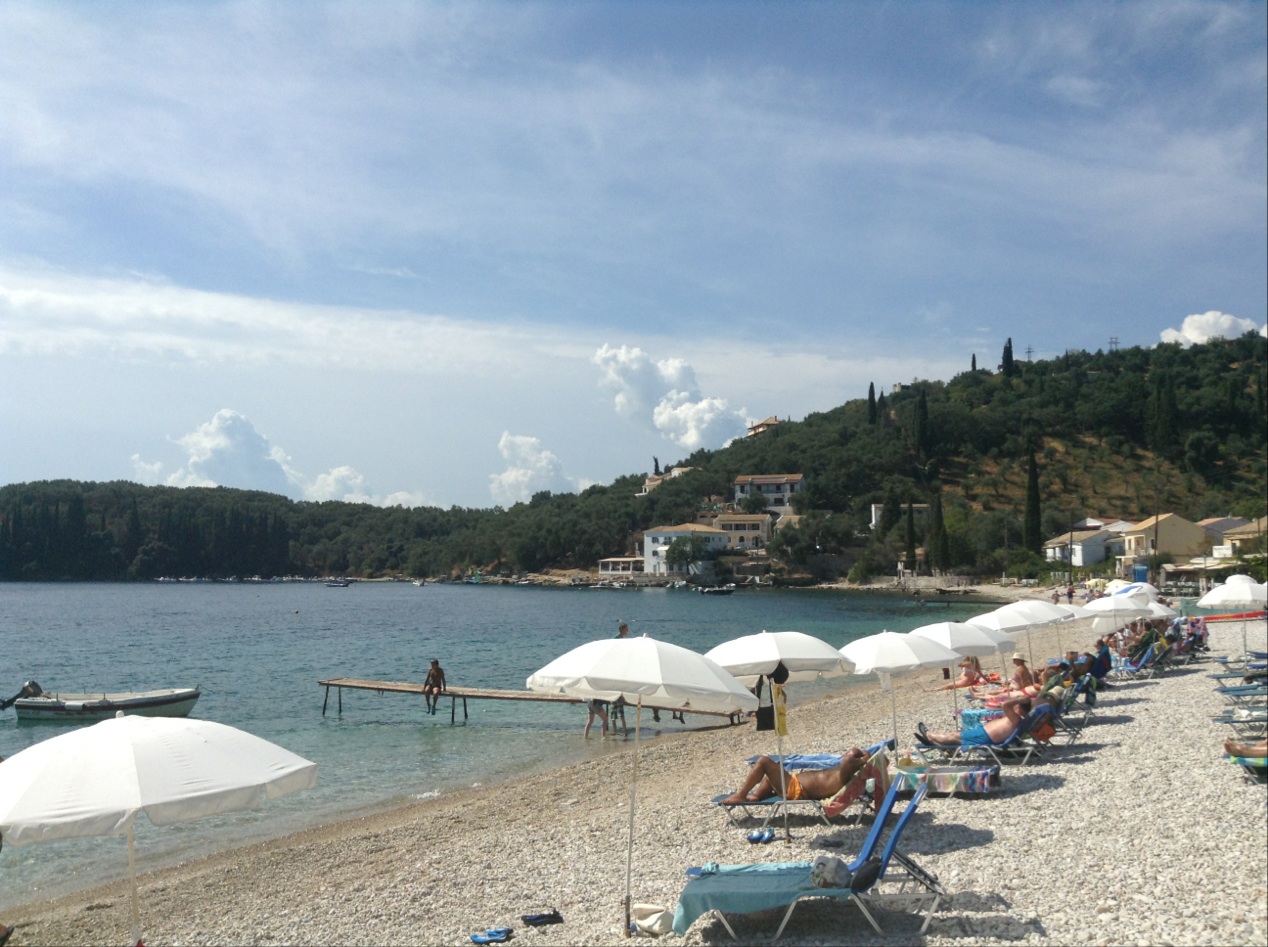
xmin=1002 ymin=338 xmax=1015 ymax=378
xmin=867 ymin=382 xmax=877 ymax=425
xmin=905 ymin=500 xmax=917 ymax=574
xmin=926 ymin=492 xmax=947 ymax=573
xmin=1023 ymin=452 xmax=1042 ymax=553
xmin=914 ymin=387 xmax=930 ymax=458
xmin=971 ymin=353 xmax=977 ymax=372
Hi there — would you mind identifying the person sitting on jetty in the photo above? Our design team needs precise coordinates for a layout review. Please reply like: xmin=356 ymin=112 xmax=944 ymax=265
xmin=719 ymin=747 xmax=869 ymax=804
xmin=917 ymin=697 xmax=1034 ymax=747
xmin=1224 ymin=737 xmax=1268 ymax=758
xmin=423 ymin=658 xmax=446 ymax=715
xmin=926 ymin=656 xmax=986 ymax=692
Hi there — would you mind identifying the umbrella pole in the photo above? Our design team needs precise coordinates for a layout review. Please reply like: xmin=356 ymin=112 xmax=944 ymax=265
xmin=624 ymin=696 xmax=641 ymax=938
xmin=128 ymin=824 xmax=141 ymax=946
xmin=890 ymin=687 xmax=898 ymax=750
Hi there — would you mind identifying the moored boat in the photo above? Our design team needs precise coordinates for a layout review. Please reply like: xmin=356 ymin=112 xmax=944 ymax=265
xmin=5 ymin=682 xmax=201 ymax=722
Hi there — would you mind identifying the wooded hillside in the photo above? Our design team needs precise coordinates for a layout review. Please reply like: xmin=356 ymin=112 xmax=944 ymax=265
xmin=2 ymin=334 xmax=1264 ymax=581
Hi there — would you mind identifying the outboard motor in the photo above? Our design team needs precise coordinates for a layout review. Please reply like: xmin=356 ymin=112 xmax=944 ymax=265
xmin=0 ymin=680 xmax=40 ymax=710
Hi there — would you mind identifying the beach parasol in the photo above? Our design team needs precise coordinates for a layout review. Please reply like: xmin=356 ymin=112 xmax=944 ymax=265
xmin=527 ymin=635 xmax=757 ymax=937
xmin=0 ymin=713 xmax=317 ymax=945
xmin=1198 ymin=579 xmax=1268 ymax=659
xmin=968 ymin=606 xmax=1044 ymax=666
xmin=706 ymin=630 xmax=854 ymax=840
xmin=1083 ymin=592 xmax=1153 ymax=637
xmin=705 ymin=630 xmax=855 ymax=685
xmin=993 ymin=599 xmax=1078 ymax=659
xmin=840 ymin=631 xmax=961 ymax=747
xmin=908 ymin=621 xmax=1013 ymax=721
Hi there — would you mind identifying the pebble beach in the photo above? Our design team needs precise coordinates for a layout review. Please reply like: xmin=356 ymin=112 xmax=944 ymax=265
xmin=4 ymin=591 xmax=1266 ymax=947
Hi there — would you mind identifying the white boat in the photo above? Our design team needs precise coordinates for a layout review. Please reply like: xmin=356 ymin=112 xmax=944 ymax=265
xmin=6 ymin=682 xmax=201 ymax=722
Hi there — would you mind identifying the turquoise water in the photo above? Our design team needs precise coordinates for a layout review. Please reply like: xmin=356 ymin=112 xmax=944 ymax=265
xmin=0 ymin=581 xmax=984 ymax=908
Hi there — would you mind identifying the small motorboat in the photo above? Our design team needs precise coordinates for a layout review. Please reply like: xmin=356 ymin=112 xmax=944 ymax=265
xmin=2 ymin=681 xmax=201 ymax=722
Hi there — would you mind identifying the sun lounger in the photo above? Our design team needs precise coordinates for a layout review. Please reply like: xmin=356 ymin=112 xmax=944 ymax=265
xmin=676 ymin=782 xmax=939 ymax=939
xmin=916 ymin=704 xmax=1053 ymax=766
xmin=1226 ymin=755 xmax=1267 ymax=785
xmin=1211 ymin=707 xmax=1268 ymax=739
xmin=1216 ymin=684 xmax=1268 ymax=707
xmin=716 ymin=742 xmax=892 ymax=828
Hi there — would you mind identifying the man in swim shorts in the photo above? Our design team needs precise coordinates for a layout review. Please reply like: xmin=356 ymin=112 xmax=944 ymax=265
xmin=917 ymin=698 xmax=1032 ymax=747
xmin=720 ymin=747 xmax=869 ymax=805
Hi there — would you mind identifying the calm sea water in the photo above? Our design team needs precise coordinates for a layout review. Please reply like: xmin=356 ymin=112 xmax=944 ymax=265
xmin=0 ymin=581 xmax=984 ymax=908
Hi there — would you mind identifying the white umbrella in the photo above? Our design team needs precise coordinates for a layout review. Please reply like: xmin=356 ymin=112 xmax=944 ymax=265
xmin=840 ymin=631 xmax=961 ymax=747
xmin=995 ymin=599 xmax=1078 ymax=659
xmin=969 ymin=606 xmax=1046 ymax=666
xmin=1083 ymin=592 xmax=1153 ymax=637
xmin=0 ymin=713 xmax=317 ymax=944
xmin=1198 ymin=581 xmax=1268 ymax=659
xmin=1144 ymin=600 xmax=1178 ymax=620
xmin=1113 ymin=581 xmax=1161 ymax=601
xmin=527 ymin=636 xmax=757 ymax=936
xmin=706 ymin=630 xmax=855 ymax=841
xmin=705 ymin=630 xmax=856 ymax=685
xmin=909 ymin=621 xmax=1012 ymax=721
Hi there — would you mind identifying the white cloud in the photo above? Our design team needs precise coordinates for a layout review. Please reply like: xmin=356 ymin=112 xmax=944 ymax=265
xmin=592 ymin=343 xmax=748 ymax=450
xmin=131 ymin=409 xmax=428 ymax=507
xmin=488 ymin=432 xmax=577 ymax=506
xmin=1159 ymin=311 xmax=1264 ymax=347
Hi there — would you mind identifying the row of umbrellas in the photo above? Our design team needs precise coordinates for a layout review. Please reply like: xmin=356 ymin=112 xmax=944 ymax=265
xmin=1 ymin=575 xmax=1261 ymax=943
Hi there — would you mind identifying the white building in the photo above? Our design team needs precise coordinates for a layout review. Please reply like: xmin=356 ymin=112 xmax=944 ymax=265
xmin=642 ymin=523 xmax=729 ymax=576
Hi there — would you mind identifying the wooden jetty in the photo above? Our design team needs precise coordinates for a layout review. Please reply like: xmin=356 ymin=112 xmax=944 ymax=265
xmin=318 ymin=677 xmax=744 ymax=725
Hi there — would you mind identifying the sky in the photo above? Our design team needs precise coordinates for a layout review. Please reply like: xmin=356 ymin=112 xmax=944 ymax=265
xmin=1 ymin=1 xmax=1265 ymax=510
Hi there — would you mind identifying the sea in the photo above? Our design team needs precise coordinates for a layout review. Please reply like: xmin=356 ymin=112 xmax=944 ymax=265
xmin=0 ymin=580 xmax=988 ymax=909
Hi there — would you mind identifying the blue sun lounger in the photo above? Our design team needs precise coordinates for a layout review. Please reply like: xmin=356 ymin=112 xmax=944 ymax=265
xmin=675 ymin=781 xmax=942 ymax=939
xmin=715 ymin=740 xmax=893 ymax=828
xmin=916 ymin=704 xmax=1054 ymax=766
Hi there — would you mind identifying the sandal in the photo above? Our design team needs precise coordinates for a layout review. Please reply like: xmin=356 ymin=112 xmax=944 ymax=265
xmin=470 ymin=928 xmax=513 ymax=944
xmin=520 ymin=909 xmax=563 ymax=926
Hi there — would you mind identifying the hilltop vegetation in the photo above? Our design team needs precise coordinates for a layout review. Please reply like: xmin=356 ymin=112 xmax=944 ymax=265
xmin=1 ymin=335 xmax=1264 ymax=582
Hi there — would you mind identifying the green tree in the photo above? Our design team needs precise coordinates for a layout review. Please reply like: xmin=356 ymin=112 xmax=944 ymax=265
xmin=1023 ymin=452 xmax=1042 ymax=554
xmin=1002 ymin=338 xmax=1016 ymax=378
xmin=665 ymin=534 xmax=710 ymax=574
xmin=867 ymin=382 xmax=877 ymax=425
xmin=904 ymin=500 xmax=917 ymax=573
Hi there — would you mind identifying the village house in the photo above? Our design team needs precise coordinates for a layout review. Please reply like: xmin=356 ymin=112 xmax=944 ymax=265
xmin=1117 ymin=513 xmax=1209 ymax=577
xmin=1042 ymin=528 xmax=1112 ymax=567
xmin=710 ymin=512 xmax=773 ymax=552
xmin=1223 ymin=516 xmax=1267 ymax=558
xmin=641 ymin=523 xmax=729 ymax=576
xmin=733 ymin=473 xmax=804 ymax=510
xmin=635 ymin=465 xmax=695 ymax=497
xmin=745 ymin=417 xmax=781 ymax=437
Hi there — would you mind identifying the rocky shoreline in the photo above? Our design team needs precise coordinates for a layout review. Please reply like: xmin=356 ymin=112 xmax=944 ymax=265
xmin=3 ymin=592 xmax=1265 ymax=946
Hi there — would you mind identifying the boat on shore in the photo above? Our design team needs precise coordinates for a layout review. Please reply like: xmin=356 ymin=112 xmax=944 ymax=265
xmin=3 ymin=682 xmax=201 ymax=722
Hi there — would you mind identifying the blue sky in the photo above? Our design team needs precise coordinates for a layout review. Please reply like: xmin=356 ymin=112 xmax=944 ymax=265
xmin=1 ymin=1 xmax=1264 ymax=509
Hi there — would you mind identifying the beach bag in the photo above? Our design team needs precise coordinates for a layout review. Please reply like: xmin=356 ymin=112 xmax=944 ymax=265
xmin=755 ymin=704 xmax=775 ymax=731
xmin=810 ymin=855 xmax=852 ymax=888
xmin=1030 ymin=719 xmax=1056 ymax=742
xmin=631 ymin=903 xmax=673 ymax=937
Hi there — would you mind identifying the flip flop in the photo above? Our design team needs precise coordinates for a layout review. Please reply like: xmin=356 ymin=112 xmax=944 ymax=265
xmin=470 ymin=928 xmax=513 ymax=944
xmin=520 ymin=909 xmax=563 ymax=926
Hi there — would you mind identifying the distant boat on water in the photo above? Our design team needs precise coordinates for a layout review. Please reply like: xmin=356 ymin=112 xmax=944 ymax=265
xmin=2 ymin=681 xmax=201 ymax=723
xmin=325 ymin=579 xmax=351 ymax=587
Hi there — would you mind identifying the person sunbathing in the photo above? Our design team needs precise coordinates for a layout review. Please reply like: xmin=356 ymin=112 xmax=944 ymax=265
xmin=917 ymin=698 xmax=1033 ymax=747
xmin=926 ymin=657 xmax=986 ymax=692
xmin=1224 ymin=737 xmax=1268 ymax=758
xmin=720 ymin=747 xmax=869 ymax=804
